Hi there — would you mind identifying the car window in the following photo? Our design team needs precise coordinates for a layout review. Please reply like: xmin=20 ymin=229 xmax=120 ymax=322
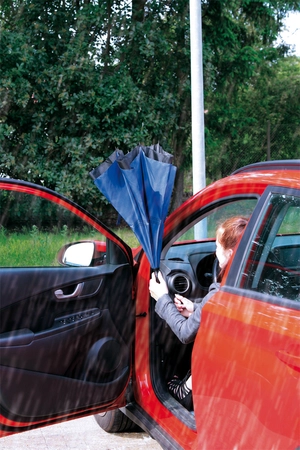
xmin=177 ymin=198 xmax=257 ymax=241
xmin=0 ymin=190 xmax=106 ymax=267
xmin=238 ymin=193 xmax=300 ymax=301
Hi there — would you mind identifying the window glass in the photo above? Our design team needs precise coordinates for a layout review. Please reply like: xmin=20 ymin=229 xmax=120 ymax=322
xmin=238 ymin=193 xmax=300 ymax=301
xmin=177 ymin=199 xmax=257 ymax=241
xmin=0 ymin=190 xmax=106 ymax=267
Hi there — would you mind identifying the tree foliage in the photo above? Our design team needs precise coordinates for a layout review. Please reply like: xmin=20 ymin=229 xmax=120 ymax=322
xmin=204 ymin=54 xmax=300 ymax=180
xmin=1 ymin=0 xmax=299 ymax=215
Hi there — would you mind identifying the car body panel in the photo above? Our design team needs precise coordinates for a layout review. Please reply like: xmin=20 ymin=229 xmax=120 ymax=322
xmin=193 ymin=290 xmax=300 ymax=449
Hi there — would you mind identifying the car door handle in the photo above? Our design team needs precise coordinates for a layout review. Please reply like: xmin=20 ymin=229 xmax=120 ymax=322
xmin=276 ymin=350 xmax=300 ymax=373
xmin=54 ymin=283 xmax=84 ymax=300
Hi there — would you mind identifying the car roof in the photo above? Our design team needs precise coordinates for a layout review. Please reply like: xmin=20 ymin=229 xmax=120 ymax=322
xmin=165 ymin=160 xmax=300 ymax=234
xmin=231 ymin=159 xmax=300 ymax=175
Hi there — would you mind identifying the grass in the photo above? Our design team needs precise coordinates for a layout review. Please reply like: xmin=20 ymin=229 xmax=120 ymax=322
xmin=0 ymin=225 xmax=139 ymax=267
xmin=113 ymin=226 xmax=140 ymax=248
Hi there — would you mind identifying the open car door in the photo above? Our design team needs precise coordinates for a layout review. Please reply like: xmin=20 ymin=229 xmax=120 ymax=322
xmin=0 ymin=179 xmax=134 ymax=435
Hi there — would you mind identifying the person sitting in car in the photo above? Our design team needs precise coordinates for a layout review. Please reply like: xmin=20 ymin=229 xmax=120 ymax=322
xmin=149 ymin=216 xmax=249 ymax=411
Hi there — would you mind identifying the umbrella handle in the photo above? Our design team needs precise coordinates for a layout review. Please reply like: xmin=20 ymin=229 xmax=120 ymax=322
xmin=153 ymin=269 xmax=160 ymax=283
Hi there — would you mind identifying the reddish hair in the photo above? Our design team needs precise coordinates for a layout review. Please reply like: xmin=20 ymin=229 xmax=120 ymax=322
xmin=216 ymin=216 xmax=248 ymax=251
xmin=216 ymin=216 xmax=249 ymax=279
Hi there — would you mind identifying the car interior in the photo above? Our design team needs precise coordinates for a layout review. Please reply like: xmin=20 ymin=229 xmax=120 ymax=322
xmin=152 ymin=238 xmax=216 ymax=386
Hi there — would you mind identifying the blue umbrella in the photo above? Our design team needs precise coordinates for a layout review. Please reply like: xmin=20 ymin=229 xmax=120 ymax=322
xmin=90 ymin=144 xmax=177 ymax=272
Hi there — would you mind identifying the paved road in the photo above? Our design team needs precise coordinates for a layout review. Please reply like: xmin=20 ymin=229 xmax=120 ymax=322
xmin=0 ymin=416 xmax=162 ymax=450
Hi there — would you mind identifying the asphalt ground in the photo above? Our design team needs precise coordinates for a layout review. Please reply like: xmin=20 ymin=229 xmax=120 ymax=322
xmin=0 ymin=416 xmax=162 ymax=450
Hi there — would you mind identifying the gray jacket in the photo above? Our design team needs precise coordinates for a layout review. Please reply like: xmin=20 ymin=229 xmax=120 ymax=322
xmin=155 ymin=282 xmax=220 ymax=344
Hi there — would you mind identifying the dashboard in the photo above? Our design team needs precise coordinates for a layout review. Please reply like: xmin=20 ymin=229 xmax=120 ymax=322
xmin=160 ymin=240 xmax=216 ymax=302
xmin=159 ymin=234 xmax=300 ymax=303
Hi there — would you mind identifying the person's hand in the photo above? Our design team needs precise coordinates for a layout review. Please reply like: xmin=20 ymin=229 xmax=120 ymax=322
xmin=149 ymin=271 xmax=169 ymax=301
xmin=174 ymin=294 xmax=194 ymax=318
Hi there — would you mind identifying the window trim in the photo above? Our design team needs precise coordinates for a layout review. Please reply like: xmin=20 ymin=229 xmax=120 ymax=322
xmin=220 ymin=285 xmax=300 ymax=311
xmin=226 ymin=185 xmax=300 ymax=303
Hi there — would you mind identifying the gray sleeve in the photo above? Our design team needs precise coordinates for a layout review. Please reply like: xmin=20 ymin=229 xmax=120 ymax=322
xmin=155 ymin=294 xmax=202 ymax=344
xmin=154 ymin=283 xmax=220 ymax=344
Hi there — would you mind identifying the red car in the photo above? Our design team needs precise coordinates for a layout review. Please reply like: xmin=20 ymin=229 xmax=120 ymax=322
xmin=0 ymin=160 xmax=299 ymax=449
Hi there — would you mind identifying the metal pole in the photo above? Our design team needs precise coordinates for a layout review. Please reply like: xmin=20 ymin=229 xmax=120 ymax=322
xmin=190 ymin=0 xmax=206 ymax=238
xmin=267 ymin=120 xmax=271 ymax=161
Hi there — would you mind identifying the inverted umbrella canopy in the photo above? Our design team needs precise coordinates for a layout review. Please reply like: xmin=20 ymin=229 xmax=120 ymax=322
xmin=90 ymin=144 xmax=177 ymax=271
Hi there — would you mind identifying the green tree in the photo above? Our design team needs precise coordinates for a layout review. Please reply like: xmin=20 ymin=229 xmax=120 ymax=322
xmin=0 ymin=0 xmax=192 ymax=211
xmin=202 ymin=0 xmax=300 ymax=180
xmin=0 ymin=1 xmax=144 ymax=213
xmin=1 ymin=0 xmax=299 ymax=216
xmin=204 ymin=55 xmax=300 ymax=179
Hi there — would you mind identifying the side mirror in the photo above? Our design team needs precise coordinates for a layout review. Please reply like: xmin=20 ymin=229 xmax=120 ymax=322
xmin=57 ymin=241 xmax=95 ymax=267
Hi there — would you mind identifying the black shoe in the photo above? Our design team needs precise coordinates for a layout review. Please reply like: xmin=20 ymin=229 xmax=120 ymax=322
xmin=168 ymin=370 xmax=193 ymax=411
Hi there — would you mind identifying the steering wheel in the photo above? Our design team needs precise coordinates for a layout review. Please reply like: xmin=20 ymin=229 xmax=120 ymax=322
xmin=212 ymin=256 xmax=220 ymax=284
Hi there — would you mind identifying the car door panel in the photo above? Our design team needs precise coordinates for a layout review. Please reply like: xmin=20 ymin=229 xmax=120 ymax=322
xmin=0 ymin=264 xmax=133 ymax=422
xmin=192 ymin=290 xmax=300 ymax=450
xmin=0 ymin=363 xmax=129 ymax=419
xmin=0 ymin=179 xmax=134 ymax=430
xmin=0 ymin=265 xmax=117 ymax=309
xmin=190 ymin=189 xmax=300 ymax=449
